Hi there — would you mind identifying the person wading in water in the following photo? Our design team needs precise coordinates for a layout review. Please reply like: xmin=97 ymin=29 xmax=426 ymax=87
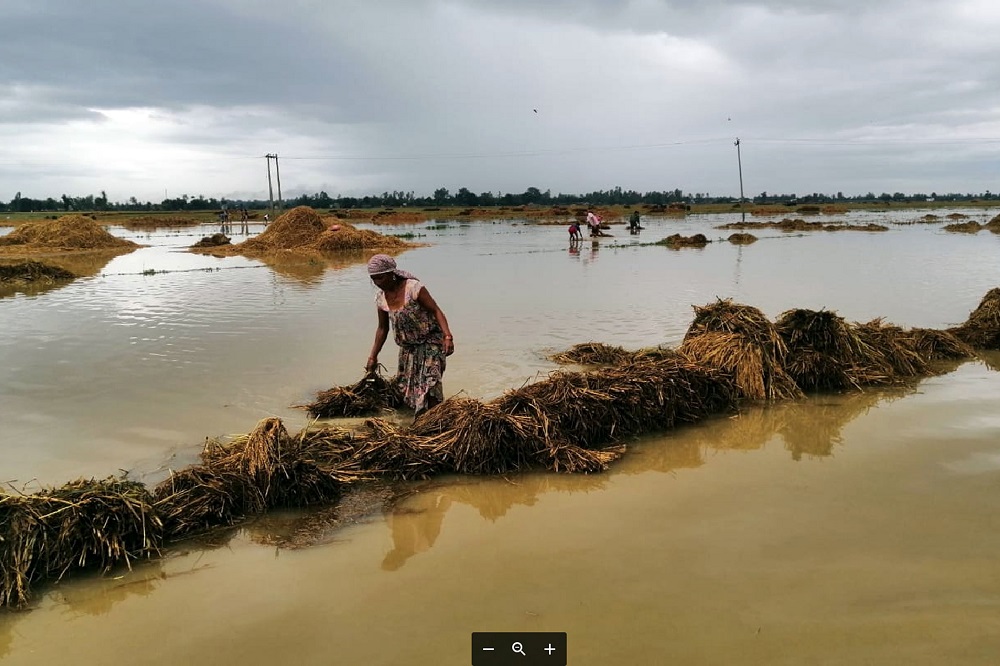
xmin=365 ymin=254 xmax=455 ymax=415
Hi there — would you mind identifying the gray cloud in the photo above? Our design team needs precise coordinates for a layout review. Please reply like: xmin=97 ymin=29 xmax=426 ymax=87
xmin=1 ymin=0 xmax=999 ymax=201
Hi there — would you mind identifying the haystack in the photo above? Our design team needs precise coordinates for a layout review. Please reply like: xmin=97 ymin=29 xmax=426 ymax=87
xmin=950 ymin=287 xmax=1000 ymax=349
xmin=680 ymin=299 xmax=800 ymax=400
xmin=1 ymin=478 xmax=161 ymax=608
xmin=305 ymin=372 xmax=404 ymax=418
xmin=943 ymin=221 xmax=982 ymax=233
xmin=727 ymin=233 xmax=758 ymax=245
xmin=312 ymin=224 xmax=411 ymax=252
xmin=0 ymin=215 xmax=138 ymax=253
xmin=190 ymin=233 xmax=231 ymax=248
xmin=550 ymin=342 xmax=634 ymax=365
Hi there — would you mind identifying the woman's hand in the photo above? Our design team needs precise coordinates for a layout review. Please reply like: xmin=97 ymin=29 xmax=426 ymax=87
xmin=365 ymin=356 xmax=378 ymax=373
xmin=444 ymin=336 xmax=455 ymax=356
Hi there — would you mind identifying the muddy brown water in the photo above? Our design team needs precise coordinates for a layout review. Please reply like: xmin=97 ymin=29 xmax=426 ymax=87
xmin=2 ymin=210 xmax=1000 ymax=664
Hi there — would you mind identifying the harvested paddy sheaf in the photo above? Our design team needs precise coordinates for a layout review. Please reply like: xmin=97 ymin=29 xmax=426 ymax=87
xmin=120 ymin=216 xmax=203 ymax=229
xmin=775 ymin=309 xmax=878 ymax=390
xmin=658 ymin=233 xmax=709 ymax=248
xmin=190 ymin=206 xmax=414 ymax=259
xmin=854 ymin=318 xmax=928 ymax=377
xmin=910 ymin=328 xmax=975 ymax=360
xmin=985 ymin=214 xmax=1000 ymax=231
xmin=718 ymin=218 xmax=888 ymax=232
xmin=950 ymin=287 xmax=1000 ymax=349
xmin=727 ymin=233 xmax=758 ymax=245
xmin=304 ymin=372 xmax=404 ymax=418
xmin=0 ymin=478 xmax=162 ymax=608
xmin=680 ymin=299 xmax=801 ymax=401
xmin=0 ymin=215 xmax=139 ymax=254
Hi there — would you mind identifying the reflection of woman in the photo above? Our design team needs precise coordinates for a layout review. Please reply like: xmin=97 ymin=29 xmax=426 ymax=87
xmin=365 ymin=254 xmax=454 ymax=414
xmin=382 ymin=495 xmax=453 ymax=571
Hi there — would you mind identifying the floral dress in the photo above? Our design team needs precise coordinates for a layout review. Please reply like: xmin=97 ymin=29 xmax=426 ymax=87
xmin=376 ymin=279 xmax=446 ymax=411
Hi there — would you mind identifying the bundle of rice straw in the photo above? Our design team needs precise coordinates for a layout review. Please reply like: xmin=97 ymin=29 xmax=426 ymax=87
xmin=154 ymin=418 xmax=347 ymax=539
xmin=348 ymin=418 xmax=452 ymax=480
xmin=776 ymin=308 xmax=887 ymax=390
xmin=305 ymin=371 xmax=403 ymax=418
xmin=0 ymin=260 xmax=76 ymax=283
xmin=550 ymin=342 xmax=634 ymax=366
xmin=681 ymin=299 xmax=801 ymax=401
xmin=853 ymin=318 xmax=928 ymax=378
xmin=1 ymin=478 xmax=162 ymax=608
xmin=910 ymin=328 xmax=975 ymax=360
xmin=495 ymin=356 xmax=739 ymax=450
xmin=411 ymin=397 xmax=544 ymax=474
xmin=950 ymin=287 xmax=1000 ymax=349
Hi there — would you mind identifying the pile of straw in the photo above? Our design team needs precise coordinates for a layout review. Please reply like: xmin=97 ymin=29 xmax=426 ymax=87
xmin=951 ymin=287 xmax=1000 ymax=349
xmin=305 ymin=372 xmax=404 ymax=418
xmin=658 ymin=233 xmax=708 ymax=248
xmin=681 ymin=299 xmax=801 ymax=400
xmin=0 ymin=260 xmax=76 ymax=283
xmin=727 ymin=233 xmax=758 ymax=245
xmin=190 ymin=233 xmax=231 ymax=248
xmin=240 ymin=207 xmax=327 ymax=253
xmin=1 ymin=478 xmax=162 ymax=608
xmin=0 ymin=216 xmax=138 ymax=252
xmin=550 ymin=342 xmax=634 ymax=365
xmin=854 ymin=318 xmax=928 ymax=377
xmin=313 ymin=223 xmax=411 ymax=251
xmin=944 ymin=221 xmax=982 ymax=233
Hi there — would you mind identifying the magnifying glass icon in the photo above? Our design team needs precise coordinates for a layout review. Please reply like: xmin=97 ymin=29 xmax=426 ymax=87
xmin=512 ymin=641 xmax=526 ymax=656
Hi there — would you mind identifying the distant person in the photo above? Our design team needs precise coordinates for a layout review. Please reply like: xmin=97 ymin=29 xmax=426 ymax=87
xmin=629 ymin=210 xmax=642 ymax=233
xmin=365 ymin=254 xmax=454 ymax=416
xmin=586 ymin=211 xmax=602 ymax=237
xmin=262 ymin=213 xmax=270 ymax=225
xmin=568 ymin=221 xmax=582 ymax=241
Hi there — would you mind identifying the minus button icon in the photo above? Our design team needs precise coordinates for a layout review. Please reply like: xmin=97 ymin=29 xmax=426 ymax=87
xmin=482 ymin=647 xmax=495 ymax=651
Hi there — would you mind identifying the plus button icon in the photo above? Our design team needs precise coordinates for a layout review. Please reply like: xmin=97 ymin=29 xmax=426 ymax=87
xmin=545 ymin=643 xmax=556 ymax=655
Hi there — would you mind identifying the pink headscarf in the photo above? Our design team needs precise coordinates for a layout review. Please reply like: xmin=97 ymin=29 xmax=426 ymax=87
xmin=367 ymin=254 xmax=416 ymax=280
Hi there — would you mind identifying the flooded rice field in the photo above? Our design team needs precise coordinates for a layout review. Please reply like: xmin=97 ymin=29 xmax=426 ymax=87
xmin=2 ymin=208 xmax=1000 ymax=664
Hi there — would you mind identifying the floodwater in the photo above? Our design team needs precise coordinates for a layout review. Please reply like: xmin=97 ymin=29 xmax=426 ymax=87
xmin=2 ymin=209 xmax=1000 ymax=664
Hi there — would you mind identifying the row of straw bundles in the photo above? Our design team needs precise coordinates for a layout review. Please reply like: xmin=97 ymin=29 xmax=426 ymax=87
xmin=0 ymin=478 xmax=161 ymax=608
xmin=950 ymin=287 xmax=1000 ymax=349
xmin=153 ymin=418 xmax=352 ymax=540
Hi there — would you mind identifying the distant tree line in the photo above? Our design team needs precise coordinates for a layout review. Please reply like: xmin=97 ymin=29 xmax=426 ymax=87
xmin=2 ymin=186 xmax=997 ymax=213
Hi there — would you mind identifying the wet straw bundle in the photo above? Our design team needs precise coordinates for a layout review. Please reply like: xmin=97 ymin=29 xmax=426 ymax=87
xmin=305 ymin=371 xmax=404 ymax=418
xmin=681 ymin=299 xmax=801 ymax=401
xmin=550 ymin=342 xmax=634 ymax=366
xmin=411 ymin=397 xmax=544 ymax=474
xmin=853 ymin=318 xmax=928 ymax=378
xmin=495 ymin=357 xmax=739 ymax=450
xmin=154 ymin=418 xmax=347 ymax=539
xmin=950 ymin=287 xmax=1000 ymax=349
xmin=347 ymin=418 xmax=452 ymax=480
xmin=910 ymin=328 xmax=975 ymax=360
xmin=775 ymin=308 xmax=887 ymax=390
xmin=1 ymin=478 xmax=162 ymax=608
xmin=0 ymin=260 xmax=76 ymax=283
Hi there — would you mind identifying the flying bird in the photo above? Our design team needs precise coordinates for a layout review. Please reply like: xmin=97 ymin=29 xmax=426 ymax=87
xmin=533 ymin=109 xmax=538 ymax=113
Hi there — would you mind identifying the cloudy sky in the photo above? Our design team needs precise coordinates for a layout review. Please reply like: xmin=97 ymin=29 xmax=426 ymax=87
xmin=2 ymin=0 xmax=999 ymax=203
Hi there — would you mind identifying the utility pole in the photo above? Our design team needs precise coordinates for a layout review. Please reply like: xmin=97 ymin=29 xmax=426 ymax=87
xmin=265 ymin=154 xmax=275 ymax=215
xmin=734 ymin=138 xmax=746 ymax=223
xmin=265 ymin=153 xmax=284 ymax=216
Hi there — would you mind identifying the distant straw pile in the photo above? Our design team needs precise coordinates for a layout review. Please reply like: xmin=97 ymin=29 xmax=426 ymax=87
xmin=1 ymin=478 xmax=161 ymax=608
xmin=191 ymin=207 xmax=413 ymax=258
xmin=0 ymin=216 xmax=138 ymax=253
xmin=658 ymin=233 xmax=708 ymax=248
xmin=0 ymin=260 xmax=76 ymax=283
